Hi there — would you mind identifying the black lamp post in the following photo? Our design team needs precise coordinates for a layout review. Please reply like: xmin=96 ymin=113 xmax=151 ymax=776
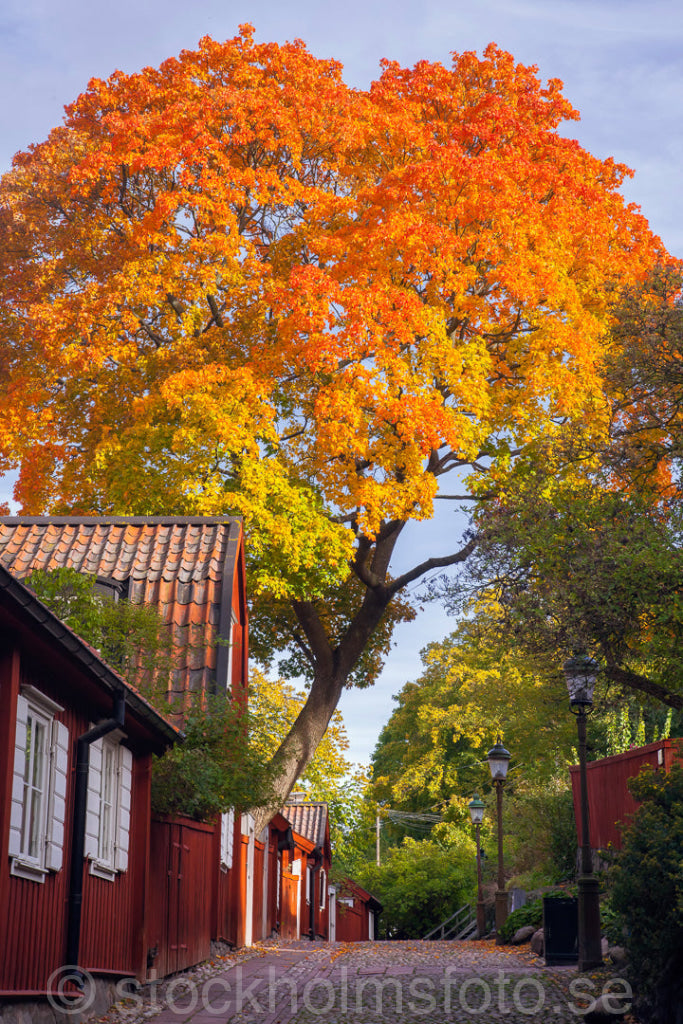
xmin=564 ymin=652 xmax=603 ymax=971
xmin=487 ymin=737 xmax=511 ymax=942
xmin=468 ymin=793 xmax=486 ymax=937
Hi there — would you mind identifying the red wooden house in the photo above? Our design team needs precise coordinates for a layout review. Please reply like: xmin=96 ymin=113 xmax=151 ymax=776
xmin=0 ymin=516 xmax=252 ymax=963
xmin=281 ymin=798 xmax=332 ymax=940
xmin=0 ymin=563 xmax=180 ymax=1003
xmin=569 ymin=738 xmax=683 ymax=851
xmin=330 ymin=877 xmax=383 ymax=942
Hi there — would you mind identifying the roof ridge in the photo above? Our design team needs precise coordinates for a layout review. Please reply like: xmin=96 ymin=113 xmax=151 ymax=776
xmin=0 ymin=515 xmax=241 ymax=525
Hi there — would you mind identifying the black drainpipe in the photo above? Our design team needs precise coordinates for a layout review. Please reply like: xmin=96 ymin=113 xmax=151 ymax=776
xmin=66 ymin=691 xmax=126 ymax=972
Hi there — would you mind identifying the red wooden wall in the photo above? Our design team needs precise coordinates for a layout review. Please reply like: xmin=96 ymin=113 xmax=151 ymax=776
xmin=0 ymin=650 xmax=152 ymax=993
xmin=335 ymin=901 xmax=368 ymax=942
xmin=569 ymin=738 xmax=683 ymax=850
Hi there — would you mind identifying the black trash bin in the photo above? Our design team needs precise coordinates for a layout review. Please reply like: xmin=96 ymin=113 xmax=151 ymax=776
xmin=543 ymin=896 xmax=578 ymax=965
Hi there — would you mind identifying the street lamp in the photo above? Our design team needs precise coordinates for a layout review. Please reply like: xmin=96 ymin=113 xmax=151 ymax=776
xmin=468 ymin=793 xmax=486 ymax=937
xmin=564 ymin=652 xmax=603 ymax=971
xmin=487 ymin=737 xmax=511 ymax=943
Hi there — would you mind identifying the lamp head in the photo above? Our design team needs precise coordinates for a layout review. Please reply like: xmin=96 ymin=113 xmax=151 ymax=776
xmin=468 ymin=793 xmax=485 ymax=825
xmin=487 ymin=737 xmax=511 ymax=781
xmin=563 ymin=652 xmax=599 ymax=710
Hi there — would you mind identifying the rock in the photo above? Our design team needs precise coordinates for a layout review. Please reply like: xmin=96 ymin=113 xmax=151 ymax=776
xmin=601 ymin=936 xmax=609 ymax=957
xmin=530 ymin=928 xmax=544 ymax=956
xmin=608 ymin=945 xmax=628 ymax=966
xmin=583 ymin=993 xmax=630 ymax=1022
xmin=511 ymin=924 xmax=536 ymax=944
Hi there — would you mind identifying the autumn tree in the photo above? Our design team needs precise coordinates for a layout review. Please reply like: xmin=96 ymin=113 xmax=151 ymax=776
xmin=440 ymin=271 xmax=683 ymax=714
xmin=0 ymin=27 xmax=663 ymax=821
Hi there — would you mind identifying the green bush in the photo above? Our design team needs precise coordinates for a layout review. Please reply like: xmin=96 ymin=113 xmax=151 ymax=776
xmin=150 ymin=693 xmax=275 ymax=820
xmin=498 ymin=899 xmax=544 ymax=943
xmin=611 ymin=762 xmax=683 ymax=1024
xmin=355 ymin=832 xmax=477 ymax=939
xmin=497 ymin=891 xmax=567 ymax=944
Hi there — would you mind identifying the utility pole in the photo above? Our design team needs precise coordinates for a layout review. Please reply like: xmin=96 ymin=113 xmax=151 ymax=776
xmin=376 ymin=813 xmax=381 ymax=866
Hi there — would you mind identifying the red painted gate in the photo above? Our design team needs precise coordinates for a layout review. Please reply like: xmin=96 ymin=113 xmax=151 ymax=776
xmin=280 ymin=869 xmax=299 ymax=940
xmin=147 ymin=817 xmax=214 ymax=978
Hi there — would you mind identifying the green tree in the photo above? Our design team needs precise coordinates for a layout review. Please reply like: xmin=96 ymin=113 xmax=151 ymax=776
xmin=453 ymin=482 xmax=683 ymax=710
xmin=371 ymin=617 xmax=577 ymax=812
xmin=356 ymin=828 xmax=477 ymax=939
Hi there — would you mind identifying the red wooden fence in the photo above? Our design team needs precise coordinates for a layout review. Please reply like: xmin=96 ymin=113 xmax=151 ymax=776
xmin=146 ymin=817 xmax=214 ymax=978
xmin=569 ymin=738 xmax=683 ymax=850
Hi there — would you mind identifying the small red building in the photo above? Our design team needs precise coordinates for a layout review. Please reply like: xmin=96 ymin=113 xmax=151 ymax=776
xmin=330 ymin=877 xmax=383 ymax=942
xmin=569 ymin=738 xmax=683 ymax=851
xmin=281 ymin=798 xmax=332 ymax=940
xmin=0 ymin=564 xmax=180 ymax=1001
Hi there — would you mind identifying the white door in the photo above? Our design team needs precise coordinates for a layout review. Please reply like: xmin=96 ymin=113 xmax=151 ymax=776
xmin=328 ymin=885 xmax=337 ymax=941
xmin=242 ymin=813 xmax=255 ymax=946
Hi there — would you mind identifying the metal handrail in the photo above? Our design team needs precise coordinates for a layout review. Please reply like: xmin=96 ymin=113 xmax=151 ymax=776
xmin=423 ymin=903 xmax=474 ymax=941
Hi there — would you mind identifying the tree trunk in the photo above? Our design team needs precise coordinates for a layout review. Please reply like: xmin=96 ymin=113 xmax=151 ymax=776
xmin=252 ymin=666 xmax=346 ymax=832
xmin=249 ymin=532 xmax=476 ymax=833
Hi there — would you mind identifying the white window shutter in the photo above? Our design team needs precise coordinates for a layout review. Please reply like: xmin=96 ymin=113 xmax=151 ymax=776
xmin=45 ymin=720 xmax=70 ymax=871
xmin=220 ymin=808 xmax=235 ymax=870
xmin=8 ymin=696 xmax=29 ymax=857
xmin=115 ymin=746 xmax=132 ymax=872
xmin=84 ymin=739 xmax=102 ymax=859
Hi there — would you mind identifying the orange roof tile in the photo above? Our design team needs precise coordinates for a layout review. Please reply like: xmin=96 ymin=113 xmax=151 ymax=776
xmin=0 ymin=516 xmax=243 ymax=702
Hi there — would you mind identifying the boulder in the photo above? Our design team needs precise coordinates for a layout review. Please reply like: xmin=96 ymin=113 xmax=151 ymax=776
xmin=583 ymin=992 xmax=631 ymax=1022
xmin=530 ymin=928 xmax=544 ymax=956
xmin=608 ymin=945 xmax=628 ymax=967
xmin=511 ymin=924 xmax=536 ymax=945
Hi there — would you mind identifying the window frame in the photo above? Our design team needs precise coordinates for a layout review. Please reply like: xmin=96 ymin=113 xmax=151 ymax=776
xmin=9 ymin=686 xmax=67 ymax=883
xmin=85 ymin=731 xmax=132 ymax=881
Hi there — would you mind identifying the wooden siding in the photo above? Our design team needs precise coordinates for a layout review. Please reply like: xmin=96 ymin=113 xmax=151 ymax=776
xmin=335 ymin=900 xmax=368 ymax=943
xmin=0 ymin=650 xmax=154 ymax=991
xmin=212 ymin=817 xmax=240 ymax=947
xmin=569 ymin=738 xmax=683 ymax=850
xmin=251 ymin=840 xmax=265 ymax=942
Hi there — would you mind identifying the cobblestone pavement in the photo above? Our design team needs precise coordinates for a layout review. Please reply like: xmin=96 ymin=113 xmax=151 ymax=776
xmin=93 ymin=940 xmax=636 ymax=1024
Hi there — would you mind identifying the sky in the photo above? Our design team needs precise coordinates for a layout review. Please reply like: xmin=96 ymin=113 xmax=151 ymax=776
xmin=1 ymin=0 xmax=682 ymax=765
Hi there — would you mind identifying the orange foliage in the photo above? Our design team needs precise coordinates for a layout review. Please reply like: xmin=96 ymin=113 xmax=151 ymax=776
xmin=0 ymin=26 xmax=664 ymax=595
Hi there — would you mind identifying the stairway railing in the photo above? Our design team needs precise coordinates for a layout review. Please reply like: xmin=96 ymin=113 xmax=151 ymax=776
xmin=423 ymin=903 xmax=477 ymax=941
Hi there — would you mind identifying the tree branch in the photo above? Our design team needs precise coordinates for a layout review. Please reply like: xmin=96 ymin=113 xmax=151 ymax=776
xmin=387 ymin=536 xmax=477 ymax=597
xmin=605 ymin=664 xmax=683 ymax=710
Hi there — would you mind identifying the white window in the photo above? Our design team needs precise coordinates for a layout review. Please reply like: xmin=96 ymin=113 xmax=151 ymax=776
xmin=220 ymin=808 xmax=235 ymax=870
xmin=319 ymin=868 xmax=327 ymax=910
xmin=8 ymin=687 xmax=69 ymax=883
xmin=305 ymin=863 xmax=312 ymax=904
xmin=85 ymin=733 xmax=132 ymax=880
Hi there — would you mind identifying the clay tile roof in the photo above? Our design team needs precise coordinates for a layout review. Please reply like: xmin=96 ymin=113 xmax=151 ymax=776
xmin=0 ymin=516 xmax=243 ymax=701
xmin=282 ymin=801 xmax=329 ymax=849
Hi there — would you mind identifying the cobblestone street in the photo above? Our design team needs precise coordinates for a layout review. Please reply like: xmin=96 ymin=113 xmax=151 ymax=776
xmin=95 ymin=940 xmax=635 ymax=1024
